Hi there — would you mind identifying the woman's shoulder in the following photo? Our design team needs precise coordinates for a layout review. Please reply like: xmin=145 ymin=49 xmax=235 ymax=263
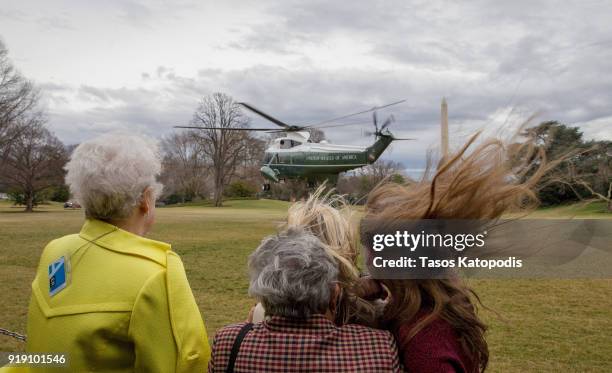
xmin=397 ymin=314 xmax=457 ymax=343
xmin=37 ymin=234 xmax=82 ymax=269
xmin=395 ymin=315 xmax=471 ymax=372
xmin=212 ymin=322 xmax=251 ymax=349
xmin=43 ymin=233 xmax=81 ymax=251
xmin=342 ymin=322 xmax=396 ymax=343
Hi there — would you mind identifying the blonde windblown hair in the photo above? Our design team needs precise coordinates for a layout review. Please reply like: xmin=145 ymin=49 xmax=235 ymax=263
xmin=285 ymin=186 xmax=378 ymax=326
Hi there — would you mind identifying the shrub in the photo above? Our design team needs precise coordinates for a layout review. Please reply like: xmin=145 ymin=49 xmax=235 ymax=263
xmin=225 ymin=180 xmax=257 ymax=198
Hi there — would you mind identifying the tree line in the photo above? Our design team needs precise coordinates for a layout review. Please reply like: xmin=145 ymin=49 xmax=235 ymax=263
xmin=0 ymin=40 xmax=67 ymax=212
xmin=0 ymin=40 xmax=609 ymax=211
xmin=524 ymin=121 xmax=611 ymax=210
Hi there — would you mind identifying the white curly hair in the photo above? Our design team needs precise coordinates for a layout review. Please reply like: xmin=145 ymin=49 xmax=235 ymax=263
xmin=65 ymin=132 xmax=163 ymax=220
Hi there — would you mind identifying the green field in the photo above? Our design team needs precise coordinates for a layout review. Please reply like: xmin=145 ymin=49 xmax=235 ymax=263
xmin=0 ymin=200 xmax=610 ymax=372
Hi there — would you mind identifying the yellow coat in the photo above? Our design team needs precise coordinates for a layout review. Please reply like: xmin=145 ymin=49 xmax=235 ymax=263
xmin=24 ymin=219 xmax=210 ymax=372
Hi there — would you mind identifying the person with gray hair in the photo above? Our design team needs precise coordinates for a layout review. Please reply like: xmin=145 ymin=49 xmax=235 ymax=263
xmin=25 ymin=133 xmax=211 ymax=372
xmin=248 ymin=229 xmax=339 ymax=319
xmin=208 ymin=229 xmax=403 ymax=372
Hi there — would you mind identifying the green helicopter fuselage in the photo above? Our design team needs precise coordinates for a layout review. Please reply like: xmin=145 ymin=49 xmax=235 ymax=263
xmin=260 ymin=131 xmax=394 ymax=184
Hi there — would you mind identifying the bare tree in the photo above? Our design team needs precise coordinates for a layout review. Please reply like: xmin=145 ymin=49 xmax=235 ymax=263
xmin=0 ymin=40 xmax=38 ymax=161
xmin=269 ymin=179 xmax=310 ymax=202
xmin=358 ymin=159 xmax=405 ymax=185
xmin=1 ymin=118 xmax=67 ymax=212
xmin=307 ymin=128 xmax=326 ymax=143
xmin=336 ymin=159 xmax=405 ymax=201
xmin=547 ymin=143 xmax=612 ymax=211
xmin=160 ymin=131 xmax=211 ymax=201
xmin=190 ymin=93 xmax=251 ymax=206
xmin=234 ymin=135 xmax=265 ymax=182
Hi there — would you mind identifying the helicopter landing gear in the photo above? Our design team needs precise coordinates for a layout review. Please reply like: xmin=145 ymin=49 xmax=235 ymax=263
xmin=262 ymin=183 xmax=271 ymax=192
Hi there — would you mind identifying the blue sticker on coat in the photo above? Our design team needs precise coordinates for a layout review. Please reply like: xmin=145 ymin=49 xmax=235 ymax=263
xmin=49 ymin=256 xmax=67 ymax=296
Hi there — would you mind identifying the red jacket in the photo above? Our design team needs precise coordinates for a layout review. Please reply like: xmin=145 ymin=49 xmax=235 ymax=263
xmin=394 ymin=316 xmax=475 ymax=373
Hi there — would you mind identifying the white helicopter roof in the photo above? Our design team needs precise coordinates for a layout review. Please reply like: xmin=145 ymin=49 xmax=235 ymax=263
xmin=268 ymin=131 xmax=367 ymax=153
xmin=286 ymin=131 xmax=310 ymax=142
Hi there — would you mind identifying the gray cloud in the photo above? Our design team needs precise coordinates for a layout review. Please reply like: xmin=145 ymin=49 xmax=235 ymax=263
xmin=0 ymin=8 xmax=28 ymax=22
xmin=6 ymin=0 xmax=608 ymax=172
xmin=37 ymin=13 xmax=75 ymax=31
xmin=112 ymin=0 xmax=201 ymax=27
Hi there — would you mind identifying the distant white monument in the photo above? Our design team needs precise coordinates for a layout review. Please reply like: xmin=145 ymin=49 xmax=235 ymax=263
xmin=441 ymin=98 xmax=449 ymax=159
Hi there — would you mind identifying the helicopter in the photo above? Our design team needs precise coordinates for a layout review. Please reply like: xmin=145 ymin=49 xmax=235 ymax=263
xmin=176 ymin=100 xmax=414 ymax=190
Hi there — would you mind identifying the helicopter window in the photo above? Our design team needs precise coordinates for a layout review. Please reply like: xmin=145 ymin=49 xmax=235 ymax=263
xmin=279 ymin=139 xmax=302 ymax=149
xmin=280 ymin=139 xmax=288 ymax=149
xmin=263 ymin=153 xmax=272 ymax=163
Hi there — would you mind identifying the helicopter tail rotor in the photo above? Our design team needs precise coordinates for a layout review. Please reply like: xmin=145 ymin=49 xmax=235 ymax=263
xmin=364 ymin=112 xmax=415 ymax=141
xmin=365 ymin=111 xmax=395 ymax=137
xmin=372 ymin=111 xmax=379 ymax=133
xmin=380 ymin=115 xmax=394 ymax=131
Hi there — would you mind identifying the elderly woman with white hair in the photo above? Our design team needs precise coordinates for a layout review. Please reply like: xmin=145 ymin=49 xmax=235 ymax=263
xmin=208 ymin=229 xmax=402 ymax=372
xmin=25 ymin=133 xmax=210 ymax=372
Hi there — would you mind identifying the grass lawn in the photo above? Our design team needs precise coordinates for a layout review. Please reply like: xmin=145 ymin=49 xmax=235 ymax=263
xmin=0 ymin=199 xmax=610 ymax=372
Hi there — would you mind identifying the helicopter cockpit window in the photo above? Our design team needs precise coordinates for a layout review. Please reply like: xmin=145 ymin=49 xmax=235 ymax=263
xmin=279 ymin=139 xmax=301 ymax=149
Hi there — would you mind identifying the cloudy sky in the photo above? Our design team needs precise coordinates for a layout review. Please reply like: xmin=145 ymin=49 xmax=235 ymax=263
xmin=1 ymin=0 xmax=611 ymax=172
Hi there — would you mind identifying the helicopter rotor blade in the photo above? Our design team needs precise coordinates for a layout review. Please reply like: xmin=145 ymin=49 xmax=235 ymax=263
xmin=174 ymin=126 xmax=276 ymax=131
xmin=372 ymin=111 xmax=379 ymax=132
xmin=380 ymin=115 xmax=395 ymax=131
xmin=392 ymin=137 xmax=417 ymax=141
xmin=310 ymin=121 xmax=373 ymax=129
xmin=304 ymin=99 xmax=407 ymax=128
xmin=238 ymin=102 xmax=293 ymax=129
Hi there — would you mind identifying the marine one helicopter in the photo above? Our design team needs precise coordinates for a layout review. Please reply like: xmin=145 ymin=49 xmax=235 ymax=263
xmin=176 ymin=100 xmax=414 ymax=190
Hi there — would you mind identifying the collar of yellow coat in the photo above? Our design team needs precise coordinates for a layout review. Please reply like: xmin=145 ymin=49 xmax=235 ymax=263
xmin=79 ymin=219 xmax=171 ymax=266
